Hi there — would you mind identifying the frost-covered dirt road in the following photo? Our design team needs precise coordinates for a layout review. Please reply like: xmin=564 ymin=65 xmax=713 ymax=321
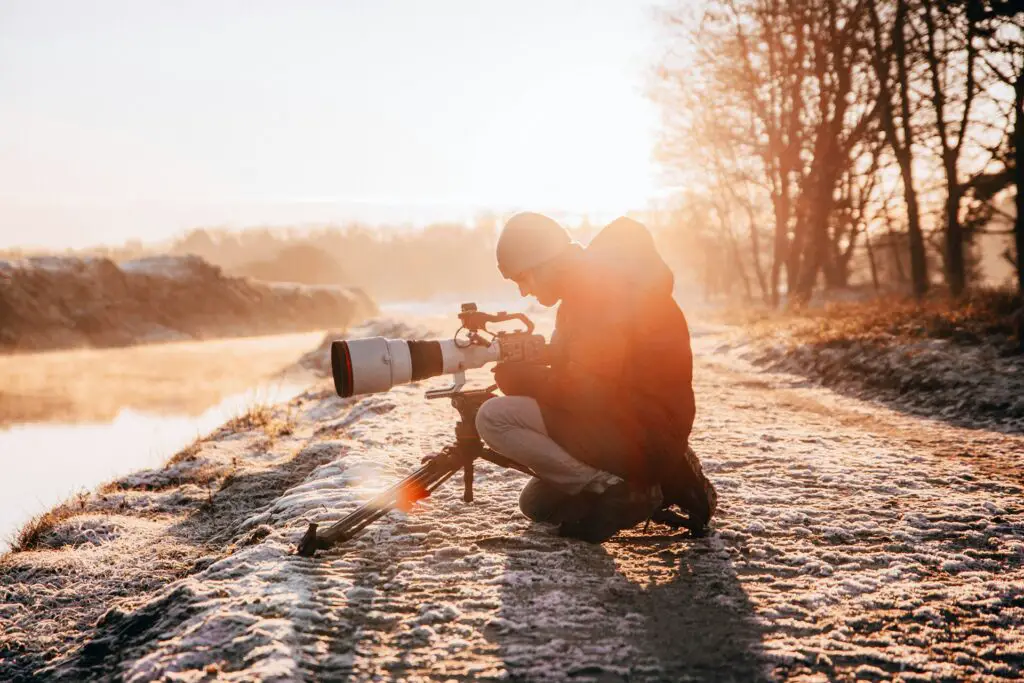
xmin=2 ymin=327 xmax=1023 ymax=681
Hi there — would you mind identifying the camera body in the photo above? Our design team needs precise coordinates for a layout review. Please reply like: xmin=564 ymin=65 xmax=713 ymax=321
xmin=331 ymin=303 xmax=546 ymax=398
xmin=495 ymin=331 xmax=546 ymax=364
xmin=457 ymin=302 xmax=547 ymax=365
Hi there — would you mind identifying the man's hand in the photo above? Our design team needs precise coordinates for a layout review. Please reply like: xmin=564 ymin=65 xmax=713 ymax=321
xmin=492 ymin=362 xmax=551 ymax=399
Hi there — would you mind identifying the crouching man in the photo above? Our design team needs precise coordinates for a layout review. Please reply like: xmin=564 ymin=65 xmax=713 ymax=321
xmin=475 ymin=212 xmax=717 ymax=543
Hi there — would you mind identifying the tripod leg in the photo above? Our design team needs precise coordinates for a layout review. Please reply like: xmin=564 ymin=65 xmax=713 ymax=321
xmin=463 ymin=462 xmax=474 ymax=503
xmin=296 ymin=425 xmax=491 ymax=557
xmin=299 ymin=459 xmax=463 ymax=555
xmin=305 ymin=466 xmax=434 ymax=547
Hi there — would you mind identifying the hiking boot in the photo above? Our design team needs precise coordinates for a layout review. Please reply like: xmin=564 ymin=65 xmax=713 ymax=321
xmin=659 ymin=445 xmax=717 ymax=535
xmin=558 ymin=482 xmax=662 ymax=543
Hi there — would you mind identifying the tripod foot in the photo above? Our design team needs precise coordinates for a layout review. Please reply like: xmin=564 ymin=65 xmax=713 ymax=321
xmin=296 ymin=523 xmax=320 ymax=557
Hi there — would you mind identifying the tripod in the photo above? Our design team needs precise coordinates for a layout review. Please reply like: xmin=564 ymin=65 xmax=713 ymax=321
xmin=296 ymin=384 xmax=536 ymax=557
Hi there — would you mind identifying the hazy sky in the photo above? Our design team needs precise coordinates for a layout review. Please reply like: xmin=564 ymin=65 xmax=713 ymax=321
xmin=0 ymin=1 xmax=667 ymax=249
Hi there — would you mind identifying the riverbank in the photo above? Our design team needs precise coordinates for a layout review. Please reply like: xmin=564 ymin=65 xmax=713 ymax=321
xmin=0 ymin=331 xmax=329 ymax=558
xmin=0 ymin=317 xmax=444 ymax=679
xmin=716 ymin=290 xmax=1024 ymax=433
xmin=3 ymin=319 xmax=1022 ymax=680
xmin=0 ymin=254 xmax=377 ymax=353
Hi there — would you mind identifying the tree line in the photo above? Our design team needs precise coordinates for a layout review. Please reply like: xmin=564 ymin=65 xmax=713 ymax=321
xmin=653 ymin=0 xmax=1022 ymax=310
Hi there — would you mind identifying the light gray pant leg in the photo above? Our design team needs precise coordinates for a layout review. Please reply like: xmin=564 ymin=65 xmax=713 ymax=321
xmin=475 ymin=396 xmax=620 ymax=496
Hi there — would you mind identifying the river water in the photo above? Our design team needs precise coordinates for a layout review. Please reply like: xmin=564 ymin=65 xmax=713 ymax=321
xmin=0 ymin=332 xmax=322 ymax=552
xmin=0 ymin=299 xmax=542 ymax=552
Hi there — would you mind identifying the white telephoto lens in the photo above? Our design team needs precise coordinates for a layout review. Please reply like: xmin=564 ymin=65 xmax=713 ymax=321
xmin=332 ymin=336 xmax=501 ymax=397
xmin=341 ymin=337 xmax=412 ymax=396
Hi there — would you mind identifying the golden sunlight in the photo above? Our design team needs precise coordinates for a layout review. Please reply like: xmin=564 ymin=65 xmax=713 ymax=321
xmin=4 ymin=3 xmax=1022 ymax=681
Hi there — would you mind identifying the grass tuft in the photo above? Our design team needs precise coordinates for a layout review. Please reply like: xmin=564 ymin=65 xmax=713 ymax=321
xmin=167 ymin=439 xmax=203 ymax=466
xmin=227 ymin=402 xmax=295 ymax=443
xmin=226 ymin=404 xmax=274 ymax=432
xmin=10 ymin=491 xmax=90 ymax=552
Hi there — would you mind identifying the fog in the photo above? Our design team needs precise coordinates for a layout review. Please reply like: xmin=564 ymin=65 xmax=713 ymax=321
xmin=0 ymin=332 xmax=320 ymax=551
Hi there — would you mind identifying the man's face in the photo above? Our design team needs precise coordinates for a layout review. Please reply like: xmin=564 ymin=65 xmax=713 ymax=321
xmin=512 ymin=265 xmax=561 ymax=307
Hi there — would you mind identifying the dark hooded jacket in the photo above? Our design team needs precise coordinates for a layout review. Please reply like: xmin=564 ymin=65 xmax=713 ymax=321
xmin=524 ymin=217 xmax=696 ymax=484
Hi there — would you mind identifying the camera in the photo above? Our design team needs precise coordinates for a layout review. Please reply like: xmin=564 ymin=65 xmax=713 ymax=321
xmin=331 ymin=303 xmax=546 ymax=398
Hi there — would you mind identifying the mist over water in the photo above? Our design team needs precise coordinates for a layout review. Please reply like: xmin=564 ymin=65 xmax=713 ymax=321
xmin=0 ymin=333 xmax=320 ymax=552
xmin=0 ymin=300 xmax=554 ymax=551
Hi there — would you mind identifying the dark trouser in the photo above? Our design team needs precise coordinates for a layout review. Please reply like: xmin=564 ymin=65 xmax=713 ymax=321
xmin=518 ymin=478 xmax=589 ymax=524
xmin=519 ymin=477 xmax=664 ymax=527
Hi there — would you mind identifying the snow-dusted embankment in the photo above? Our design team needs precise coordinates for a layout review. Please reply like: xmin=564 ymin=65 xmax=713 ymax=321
xmin=0 ymin=255 xmax=377 ymax=352
xmin=2 ymin=326 xmax=1023 ymax=681
xmin=729 ymin=331 xmax=1024 ymax=434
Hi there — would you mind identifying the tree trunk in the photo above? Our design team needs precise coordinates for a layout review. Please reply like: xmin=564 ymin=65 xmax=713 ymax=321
xmin=743 ymin=204 xmax=770 ymax=303
xmin=870 ymin=0 xmax=928 ymax=299
xmin=770 ymin=237 xmax=783 ymax=307
xmin=787 ymin=205 xmax=808 ymax=306
xmin=894 ymin=0 xmax=929 ymax=300
xmin=796 ymin=144 xmax=849 ymax=302
xmin=729 ymin=238 xmax=754 ymax=302
xmin=837 ymin=220 xmax=861 ymax=288
xmin=1014 ymin=66 xmax=1024 ymax=352
xmin=865 ymin=232 xmax=881 ymax=292
xmin=770 ymin=192 xmax=789 ymax=309
xmin=902 ymin=164 xmax=930 ymax=300
xmin=945 ymin=187 xmax=966 ymax=297
xmin=920 ymin=0 xmax=975 ymax=299
xmin=883 ymin=204 xmax=908 ymax=284
xmin=714 ymin=204 xmax=753 ymax=302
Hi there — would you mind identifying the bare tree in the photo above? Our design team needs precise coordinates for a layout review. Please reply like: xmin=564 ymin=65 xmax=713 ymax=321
xmin=961 ymin=1 xmax=1022 ymax=345
xmin=868 ymin=0 xmax=930 ymax=299
xmin=915 ymin=0 xmax=980 ymax=297
xmin=654 ymin=0 xmax=1020 ymax=313
xmin=655 ymin=0 xmax=876 ymax=307
xmin=653 ymin=1 xmax=777 ymax=303
xmin=828 ymin=142 xmax=883 ymax=288
xmin=727 ymin=0 xmax=811 ymax=306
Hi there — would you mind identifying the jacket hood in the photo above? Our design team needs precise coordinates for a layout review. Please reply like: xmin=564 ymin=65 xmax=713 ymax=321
xmin=584 ymin=217 xmax=674 ymax=297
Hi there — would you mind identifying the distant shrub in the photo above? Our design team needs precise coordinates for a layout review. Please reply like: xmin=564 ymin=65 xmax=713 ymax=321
xmin=232 ymin=243 xmax=347 ymax=286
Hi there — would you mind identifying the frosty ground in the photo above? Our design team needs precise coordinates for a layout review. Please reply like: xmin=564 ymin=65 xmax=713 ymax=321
xmin=1 ymin=322 xmax=1023 ymax=681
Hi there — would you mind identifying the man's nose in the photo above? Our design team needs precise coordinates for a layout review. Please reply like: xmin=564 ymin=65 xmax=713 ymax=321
xmin=518 ymin=283 xmax=530 ymax=297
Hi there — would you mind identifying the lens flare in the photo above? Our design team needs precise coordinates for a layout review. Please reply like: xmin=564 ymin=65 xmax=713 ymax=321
xmin=396 ymin=480 xmax=430 ymax=512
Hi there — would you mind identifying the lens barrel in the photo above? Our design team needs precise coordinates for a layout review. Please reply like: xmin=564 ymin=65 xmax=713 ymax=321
xmin=330 ymin=341 xmax=355 ymax=398
xmin=331 ymin=339 xmax=445 ymax=397
xmin=329 ymin=337 xmax=414 ymax=397
xmin=408 ymin=340 xmax=444 ymax=381
xmin=330 ymin=335 xmax=502 ymax=398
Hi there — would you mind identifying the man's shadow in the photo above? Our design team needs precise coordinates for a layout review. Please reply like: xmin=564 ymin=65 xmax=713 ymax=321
xmin=480 ymin=524 xmax=769 ymax=682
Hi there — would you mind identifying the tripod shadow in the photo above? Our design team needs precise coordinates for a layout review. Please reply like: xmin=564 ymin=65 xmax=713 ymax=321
xmin=481 ymin=524 xmax=770 ymax=682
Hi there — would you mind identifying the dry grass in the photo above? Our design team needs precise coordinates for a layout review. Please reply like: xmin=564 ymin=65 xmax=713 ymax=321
xmin=97 ymin=438 xmax=207 ymax=495
xmin=264 ymin=404 xmax=296 ymax=441
xmin=9 ymin=491 xmax=90 ymax=552
xmin=88 ymin=401 xmax=294 ymax=501
xmin=167 ymin=439 xmax=203 ymax=465
xmin=99 ymin=462 xmax=233 ymax=494
xmin=226 ymin=402 xmax=295 ymax=443
xmin=226 ymin=403 xmax=275 ymax=431
xmin=732 ymin=288 xmax=1022 ymax=348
